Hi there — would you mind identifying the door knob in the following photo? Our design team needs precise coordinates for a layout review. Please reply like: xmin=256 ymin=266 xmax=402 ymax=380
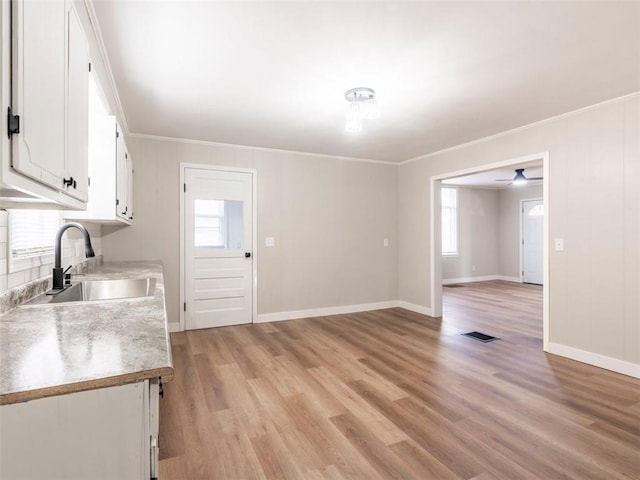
xmin=245 ymin=252 xmax=251 ymax=258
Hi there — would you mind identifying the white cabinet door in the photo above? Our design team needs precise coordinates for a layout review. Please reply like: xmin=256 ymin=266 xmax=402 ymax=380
xmin=64 ymin=1 xmax=89 ymax=202
xmin=11 ymin=0 xmax=66 ymax=188
xmin=126 ymin=149 xmax=134 ymax=221
xmin=116 ymin=124 xmax=129 ymax=220
xmin=0 ymin=381 xmax=154 ymax=480
xmin=65 ymin=108 xmax=133 ymax=225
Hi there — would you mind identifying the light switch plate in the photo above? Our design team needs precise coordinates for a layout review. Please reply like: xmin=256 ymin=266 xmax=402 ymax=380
xmin=554 ymin=238 xmax=564 ymax=251
xmin=383 ymin=238 xmax=389 ymax=247
xmin=265 ymin=237 xmax=275 ymax=247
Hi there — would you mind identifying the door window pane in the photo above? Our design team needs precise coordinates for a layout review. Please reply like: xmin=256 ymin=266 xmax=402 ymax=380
xmin=528 ymin=204 xmax=544 ymax=217
xmin=194 ymin=199 xmax=243 ymax=249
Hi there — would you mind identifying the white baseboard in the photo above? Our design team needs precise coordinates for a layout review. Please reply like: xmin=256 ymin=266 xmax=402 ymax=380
xmin=547 ymin=342 xmax=640 ymax=379
xmin=495 ymin=275 xmax=521 ymax=283
xmin=167 ymin=322 xmax=180 ymax=333
xmin=255 ymin=301 xmax=400 ymax=324
xmin=396 ymin=301 xmax=434 ymax=317
xmin=442 ymin=275 xmax=522 ymax=284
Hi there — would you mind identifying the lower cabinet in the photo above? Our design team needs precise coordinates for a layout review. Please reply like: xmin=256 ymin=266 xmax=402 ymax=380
xmin=0 ymin=378 xmax=160 ymax=480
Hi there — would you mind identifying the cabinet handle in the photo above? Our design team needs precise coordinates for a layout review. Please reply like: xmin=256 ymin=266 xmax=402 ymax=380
xmin=62 ymin=177 xmax=74 ymax=188
xmin=7 ymin=107 xmax=20 ymax=138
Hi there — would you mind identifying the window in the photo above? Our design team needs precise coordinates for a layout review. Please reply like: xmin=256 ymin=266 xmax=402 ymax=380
xmin=194 ymin=199 xmax=244 ymax=249
xmin=528 ymin=204 xmax=544 ymax=217
xmin=441 ymin=187 xmax=458 ymax=255
xmin=9 ymin=209 xmax=61 ymax=271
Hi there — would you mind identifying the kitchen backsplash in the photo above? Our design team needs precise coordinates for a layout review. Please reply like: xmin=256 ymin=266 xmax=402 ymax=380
xmin=0 ymin=210 xmax=103 ymax=292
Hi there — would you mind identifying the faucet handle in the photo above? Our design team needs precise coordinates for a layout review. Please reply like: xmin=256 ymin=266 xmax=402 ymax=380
xmin=63 ymin=265 xmax=73 ymax=286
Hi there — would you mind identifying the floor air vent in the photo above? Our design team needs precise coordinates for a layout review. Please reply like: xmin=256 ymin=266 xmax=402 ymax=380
xmin=462 ymin=331 xmax=500 ymax=343
xmin=443 ymin=284 xmax=464 ymax=288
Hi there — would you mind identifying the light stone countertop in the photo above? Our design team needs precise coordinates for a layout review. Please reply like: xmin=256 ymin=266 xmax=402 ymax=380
xmin=0 ymin=261 xmax=174 ymax=405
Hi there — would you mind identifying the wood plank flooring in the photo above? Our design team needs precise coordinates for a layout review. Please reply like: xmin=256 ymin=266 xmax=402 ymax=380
xmin=159 ymin=281 xmax=640 ymax=479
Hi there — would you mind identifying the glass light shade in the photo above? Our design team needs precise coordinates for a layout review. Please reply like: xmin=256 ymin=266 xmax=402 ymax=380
xmin=345 ymin=102 xmax=364 ymax=132
xmin=513 ymin=170 xmax=527 ymax=185
xmin=362 ymin=98 xmax=379 ymax=120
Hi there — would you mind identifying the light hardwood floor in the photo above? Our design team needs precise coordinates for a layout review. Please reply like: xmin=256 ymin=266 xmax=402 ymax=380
xmin=159 ymin=281 xmax=640 ymax=479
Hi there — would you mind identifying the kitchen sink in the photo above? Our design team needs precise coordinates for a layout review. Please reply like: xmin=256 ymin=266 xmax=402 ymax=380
xmin=27 ymin=278 xmax=156 ymax=305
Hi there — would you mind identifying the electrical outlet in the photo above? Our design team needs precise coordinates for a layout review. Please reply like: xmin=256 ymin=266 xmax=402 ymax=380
xmin=265 ymin=237 xmax=275 ymax=247
xmin=383 ymin=238 xmax=389 ymax=247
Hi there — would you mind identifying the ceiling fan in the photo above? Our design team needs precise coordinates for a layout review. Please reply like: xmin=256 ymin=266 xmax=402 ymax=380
xmin=496 ymin=168 xmax=543 ymax=186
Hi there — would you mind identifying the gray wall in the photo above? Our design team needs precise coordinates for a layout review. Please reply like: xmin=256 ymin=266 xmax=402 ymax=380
xmin=399 ymin=94 xmax=639 ymax=365
xmin=442 ymin=187 xmax=499 ymax=281
xmin=102 ymin=139 xmax=398 ymax=325
xmin=497 ymin=183 xmax=543 ymax=279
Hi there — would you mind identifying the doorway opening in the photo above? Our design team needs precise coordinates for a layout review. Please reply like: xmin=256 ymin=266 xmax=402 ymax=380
xmin=430 ymin=152 xmax=549 ymax=350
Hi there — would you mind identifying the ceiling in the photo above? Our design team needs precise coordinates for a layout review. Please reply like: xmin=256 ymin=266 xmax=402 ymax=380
xmin=92 ymin=1 xmax=640 ymax=163
xmin=442 ymin=160 xmax=543 ymax=189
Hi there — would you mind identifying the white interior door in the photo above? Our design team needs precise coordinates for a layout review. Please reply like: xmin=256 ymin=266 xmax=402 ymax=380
xmin=522 ymin=199 xmax=544 ymax=285
xmin=184 ymin=167 xmax=253 ymax=329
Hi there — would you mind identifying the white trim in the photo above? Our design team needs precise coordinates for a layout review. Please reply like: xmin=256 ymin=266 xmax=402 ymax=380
xmin=179 ymin=163 xmax=258 ymax=332
xmin=496 ymin=275 xmax=521 ymax=283
xmin=128 ymin=133 xmax=396 ymax=166
xmin=255 ymin=301 xmax=400 ymax=324
xmin=442 ymin=275 xmax=522 ymax=285
xmin=400 ymin=91 xmax=640 ymax=165
xmin=548 ymin=343 xmax=640 ymax=379
xmin=542 ymin=155 xmax=550 ymax=351
xmin=396 ymin=301 xmax=433 ymax=317
xmin=179 ymin=165 xmax=185 ymax=331
xmin=430 ymin=180 xmax=441 ymax=317
xmin=430 ymin=152 xmax=550 ymax=349
xmin=520 ymin=197 xmax=544 ymax=284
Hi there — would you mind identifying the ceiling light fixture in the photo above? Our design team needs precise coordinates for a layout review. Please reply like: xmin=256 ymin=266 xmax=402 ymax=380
xmin=344 ymin=87 xmax=379 ymax=133
xmin=512 ymin=168 xmax=528 ymax=186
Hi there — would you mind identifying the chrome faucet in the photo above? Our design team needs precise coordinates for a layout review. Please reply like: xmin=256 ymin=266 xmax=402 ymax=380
xmin=51 ymin=222 xmax=95 ymax=292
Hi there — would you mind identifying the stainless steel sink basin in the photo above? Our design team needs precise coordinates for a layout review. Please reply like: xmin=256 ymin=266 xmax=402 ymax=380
xmin=27 ymin=278 xmax=156 ymax=305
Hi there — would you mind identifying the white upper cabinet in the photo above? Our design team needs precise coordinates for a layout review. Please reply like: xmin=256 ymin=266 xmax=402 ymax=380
xmin=65 ymin=77 xmax=133 ymax=225
xmin=10 ymin=0 xmax=66 ymax=188
xmin=116 ymin=124 xmax=134 ymax=222
xmin=1 ymin=0 xmax=89 ymax=208
xmin=65 ymin=2 xmax=89 ymax=202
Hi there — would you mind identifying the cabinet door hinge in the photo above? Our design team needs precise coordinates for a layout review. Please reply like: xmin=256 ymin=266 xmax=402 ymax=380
xmin=88 ymin=177 xmax=91 ymax=187
xmin=7 ymin=107 xmax=20 ymax=138
xmin=183 ymin=183 xmax=186 ymax=192
xmin=116 ymin=198 xmax=120 ymax=206
xmin=88 ymin=62 xmax=92 ymax=72
xmin=183 ymin=302 xmax=186 ymax=312
xmin=116 ymin=130 xmax=120 ymax=138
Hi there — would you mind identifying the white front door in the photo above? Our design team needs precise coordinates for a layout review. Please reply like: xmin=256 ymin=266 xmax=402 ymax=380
xmin=522 ymin=199 xmax=544 ymax=285
xmin=184 ymin=167 xmax=254 ymax=329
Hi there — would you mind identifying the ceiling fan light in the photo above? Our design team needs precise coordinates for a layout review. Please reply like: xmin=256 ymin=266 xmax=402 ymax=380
xmin=513 ymin=168 xmax=527 ymax=185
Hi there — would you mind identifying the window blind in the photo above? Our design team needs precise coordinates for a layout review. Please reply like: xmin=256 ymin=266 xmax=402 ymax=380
xmin=9 ymin=210 xmax=61 ymax=258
